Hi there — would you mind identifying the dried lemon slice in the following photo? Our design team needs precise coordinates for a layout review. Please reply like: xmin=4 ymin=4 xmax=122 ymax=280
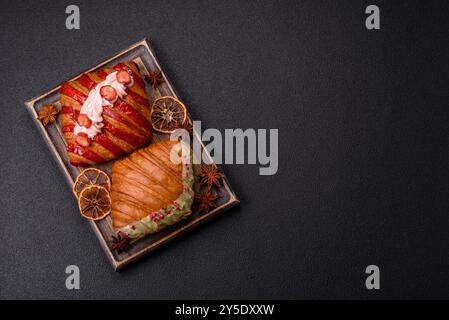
xmin=73 ymin=168 xmax=111 ymax=198
xmin=78 ymin=185 xmax=111 ymax=221
xmin=150 ymin=96 xmax=187 ymax=133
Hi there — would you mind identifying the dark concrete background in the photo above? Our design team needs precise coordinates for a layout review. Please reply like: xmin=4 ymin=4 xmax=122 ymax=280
xmin=1 ymin=0 xmax=449 ymax=299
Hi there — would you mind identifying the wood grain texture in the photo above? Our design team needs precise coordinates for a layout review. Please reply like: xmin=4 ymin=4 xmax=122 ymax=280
xmin=24 ymin=39 xmax=239 ymax=271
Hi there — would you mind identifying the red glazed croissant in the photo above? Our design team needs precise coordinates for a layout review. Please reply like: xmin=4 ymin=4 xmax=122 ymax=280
xmin=59 ymin=61 xmax=152 ymax=166
xmin=110 ymin=140 xmax=194 ymax=239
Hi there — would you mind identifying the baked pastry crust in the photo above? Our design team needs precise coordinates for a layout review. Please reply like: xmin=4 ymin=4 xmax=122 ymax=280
xmin=59 ymin=61 xmax=152 ymax=166
xmin=110 ymin=140 xmax=194 ymax=239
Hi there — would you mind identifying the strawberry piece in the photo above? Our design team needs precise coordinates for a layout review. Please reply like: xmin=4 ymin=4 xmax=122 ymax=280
xmin=116 ymin=70 xmax=133 ymax=85
xmin=77 ymin=113 xmax=92 ymax=128
xmin=100 ymin=85 xmax=117 ymax=102
xmin=76 ymin=133 xmax=91 ymax=147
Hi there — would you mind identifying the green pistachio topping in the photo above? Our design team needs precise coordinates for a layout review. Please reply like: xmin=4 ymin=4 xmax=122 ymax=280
xmin=117 ymin=142 xmax=194 ymax=239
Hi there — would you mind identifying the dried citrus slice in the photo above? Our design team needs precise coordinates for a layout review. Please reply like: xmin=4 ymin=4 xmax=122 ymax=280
xmin=78 ymin=185 xmax=111 ymax=220
xmin=73 ymin=168 xmax=111 ymax=198
xmin=150 ymin=96 xmax=187 ymax=133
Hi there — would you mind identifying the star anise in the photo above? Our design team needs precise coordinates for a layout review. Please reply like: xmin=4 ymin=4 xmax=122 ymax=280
xmin=194 ymin=190 xmax=219 ymax=214
xmin=145 ymin=70 xmax=165 ymax=88
xmin=109 ymin=233 xmax=130 ymax=254
xmin=199 ymin=164 xmax=224 ymax=191
xmin=37 ymin=104 xmax=59 ymax=126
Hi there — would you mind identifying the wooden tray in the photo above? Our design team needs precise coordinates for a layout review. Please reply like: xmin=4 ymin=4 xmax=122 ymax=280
xmin=24 ymin=39 xmax=239 ymax=271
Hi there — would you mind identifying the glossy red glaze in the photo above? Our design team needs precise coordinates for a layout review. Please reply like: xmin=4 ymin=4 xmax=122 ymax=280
xmin=62 ymin=124 xmax=75 ymax=133
xmin=92 ymin=133 xmax=125 ymax=157
xmin=77 ymin=74 xmax=97 ymax=90
xmin=103 ymin=122 xmax=147 ymax=147
xmin=97 ymin=69 xmax=108 ymax=80
xmin=60 ymin=83 xmax=86 ymax=104
xmin=115 ymin=99 xmax=152 ymax=130
xmin=61 ymin=107 xmax=80 ymax=121
xmin=67 ymin=143 xmax=106 ymax=164
xmin=102 ymin=106 xmax=149 ymax=136
xmin=60 ymin=106 xmax=74 ymax=114
xmin=126 ymin=90 xmax=149 ymax=107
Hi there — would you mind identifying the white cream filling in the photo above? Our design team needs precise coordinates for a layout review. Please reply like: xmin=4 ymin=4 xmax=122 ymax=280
xmin=74 ymin=71 xmax=128 ymax=139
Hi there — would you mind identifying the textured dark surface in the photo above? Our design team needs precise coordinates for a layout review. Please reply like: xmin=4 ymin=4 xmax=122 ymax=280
xmin=1 ymin=0 xmax=449 ymax=299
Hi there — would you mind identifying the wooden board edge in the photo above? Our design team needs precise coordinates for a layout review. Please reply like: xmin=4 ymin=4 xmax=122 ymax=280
xmin=23 ymin=38 xmax=241 ymax=271
xmin=24 ymin=100 xmax=74 ymax=187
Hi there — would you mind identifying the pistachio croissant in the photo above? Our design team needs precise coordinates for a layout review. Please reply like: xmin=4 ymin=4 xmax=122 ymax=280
xmin=110 ymin=140 xmax=194 ymax=239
